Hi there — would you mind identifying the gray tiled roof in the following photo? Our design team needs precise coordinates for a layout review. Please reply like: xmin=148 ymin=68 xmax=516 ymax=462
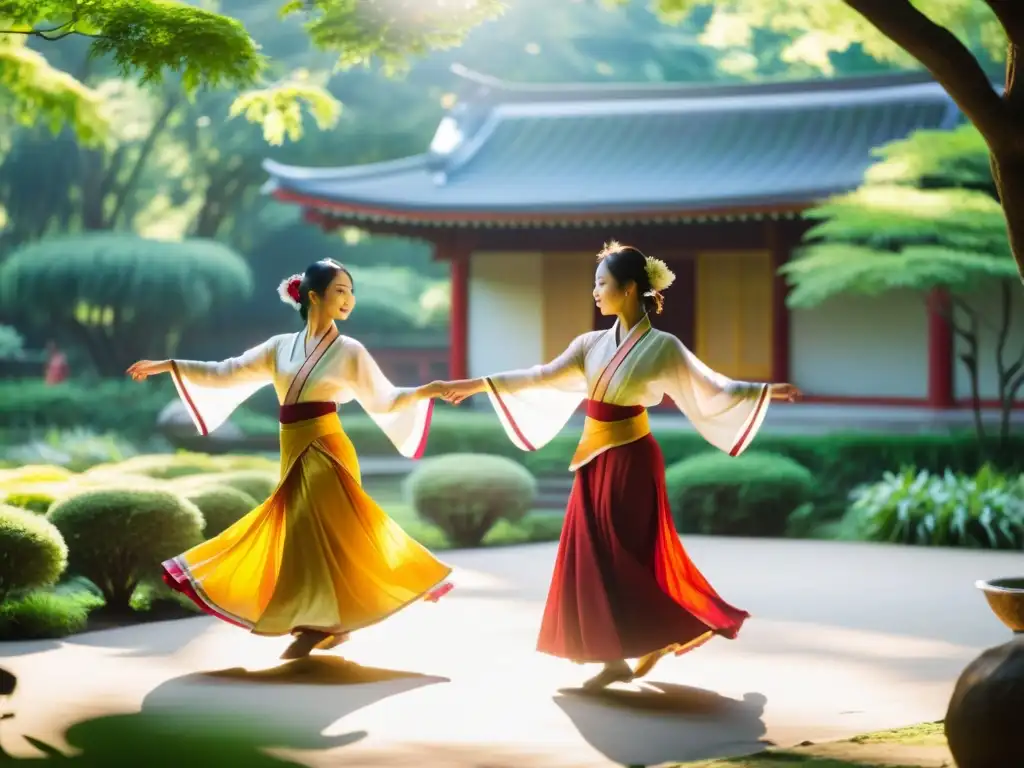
xmin=263 ymin=68 xmax=961 ymax=223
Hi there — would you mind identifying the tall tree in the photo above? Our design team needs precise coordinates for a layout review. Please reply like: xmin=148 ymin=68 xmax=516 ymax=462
xmin=649 ymin=0 xmax=1024 ymax=284
xmin=782 ymin=124 xmax=1022 ymax=448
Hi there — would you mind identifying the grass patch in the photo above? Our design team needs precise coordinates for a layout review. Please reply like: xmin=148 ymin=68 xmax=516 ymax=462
xmin=680 ymin=722 xmax=947 ymax=767
xmin=0 ymin=588 xmax=104 ymax=640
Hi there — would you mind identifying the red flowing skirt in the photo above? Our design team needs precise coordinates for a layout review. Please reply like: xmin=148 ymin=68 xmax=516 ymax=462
xmin=536 ymin=400 xmax=749 ymax=662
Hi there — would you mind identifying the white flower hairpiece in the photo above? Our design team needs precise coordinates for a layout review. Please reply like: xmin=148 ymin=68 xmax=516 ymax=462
xmin=644 ymin=256 xmax=675 ymax=294
xmin=277 ymin=274 xmax=303 ymax=310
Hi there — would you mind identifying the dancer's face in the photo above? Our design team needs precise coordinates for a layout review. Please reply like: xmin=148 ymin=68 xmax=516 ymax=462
xmin=312 ymin=270 xmax=356 ymax=321
xmin=592 ymin=259 xmax=632 ymax=316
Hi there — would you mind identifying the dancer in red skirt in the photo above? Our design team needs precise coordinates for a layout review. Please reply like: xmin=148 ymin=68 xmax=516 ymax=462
xmin=438 ymin=241 xmax=800 ymax=690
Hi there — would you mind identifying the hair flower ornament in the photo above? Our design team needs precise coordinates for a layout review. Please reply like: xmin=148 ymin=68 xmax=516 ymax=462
xmin=644 ymin=256 xmax=675 ymax=294
xmin=277 ymin=274 xmax=303 ymax=310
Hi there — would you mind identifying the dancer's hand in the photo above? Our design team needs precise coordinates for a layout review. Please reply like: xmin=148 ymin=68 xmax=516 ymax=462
xmin=439 ymin=379 xmax=486 ymax=405
xmin=770 ymin=383 xmax=802 ymax=402
xmin=416 ymin=381 xmax=448 ymax=399
xmin=126 ymin=360 xmax=171 ymax=381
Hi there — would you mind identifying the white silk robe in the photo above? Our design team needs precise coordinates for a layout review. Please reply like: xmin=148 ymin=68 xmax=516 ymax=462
xmin=484 ymin=315 xmax=770 ymax=467
xmin=169 ymin=330 xmax=431 ymax=458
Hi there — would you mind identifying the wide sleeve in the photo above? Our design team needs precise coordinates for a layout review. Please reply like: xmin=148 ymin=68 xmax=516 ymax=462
xmin=659 ymin=336 xmax=770 ymax=457
xmin=483 ymin=334 xmax=589 ymax=452
xmin=344 ymin=340 xmax=432 ymax=459
xmin=170 ymin=338 xmax=277 ymax=436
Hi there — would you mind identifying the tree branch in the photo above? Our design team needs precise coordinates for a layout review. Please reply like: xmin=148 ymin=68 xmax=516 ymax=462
xmin=843 ymin=0 xmax=1014 ymax=150
xmin=0 ymin=28 xmax=109 ymax=42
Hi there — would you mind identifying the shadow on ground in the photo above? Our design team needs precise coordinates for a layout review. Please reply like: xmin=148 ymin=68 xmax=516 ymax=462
xmin=554 ymin=681 xmax=771 ymax=766
xmin=61 ymin=614 xmax=209 ymax=658
xmin=2 ymin=657 xmax=448 ymax=766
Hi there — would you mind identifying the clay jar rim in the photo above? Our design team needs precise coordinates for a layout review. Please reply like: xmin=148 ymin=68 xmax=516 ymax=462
xmin=975 ymin=577 xmax=1024 ymax=593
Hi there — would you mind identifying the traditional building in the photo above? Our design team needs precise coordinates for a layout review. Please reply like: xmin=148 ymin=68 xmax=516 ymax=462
xmin=262 ymin=66 xmax=1020 ymax=408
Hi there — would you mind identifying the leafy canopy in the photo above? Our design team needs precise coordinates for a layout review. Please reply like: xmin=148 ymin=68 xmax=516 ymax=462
xmin=0 ymin=0 xmax=504 ymax=144
xmin=781 ymin=124 xmax=1019 ymax=308
xmin=647 ymin=0 xmax=1005 ymax=76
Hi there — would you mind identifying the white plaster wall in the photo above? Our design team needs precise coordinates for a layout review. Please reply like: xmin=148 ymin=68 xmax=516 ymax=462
xmin=790 ymin=290 xmax=928 ymax=398
xmin=954 ymin=286 xmax=1024 ymax=401
xmin=467 ymin=251 xmax=544 ymax=379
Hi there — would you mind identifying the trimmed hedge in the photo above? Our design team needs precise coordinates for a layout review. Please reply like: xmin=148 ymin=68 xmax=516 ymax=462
xmin=0 ymin=504 xmax=68 ymax=601
xmin=0 ymin=380 xmax=176 ymax=438
xmin=47 ymin=488 xmax=204 ymax=611
xmin=405 ymin=453 xmax=537 ymax=548
xmin=665 ymin=452 xmax=815 ymax=537
xmin=184 ymin=485 xmax=258 ymax=538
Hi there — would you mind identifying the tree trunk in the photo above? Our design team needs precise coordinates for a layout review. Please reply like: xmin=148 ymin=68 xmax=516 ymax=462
xmin=992 ymin=152 xmax=1024 ymax=284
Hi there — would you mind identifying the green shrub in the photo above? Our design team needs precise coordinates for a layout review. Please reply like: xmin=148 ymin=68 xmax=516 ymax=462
xmin=844 ymin=465 xmax=1024 ymax=549
xmin=209 ymin=454 xmax=279 ymax=473
xmin=4 ymin=429 xmax=138 ymax=472
xmin=2 ymin=489 xmax=57 ymax=514
xmin=483 ymin=513 xmax=565 ymax=547
xmin=130 ymin=579 xmax=202 ymax=615
xmin=0 ymin=379 xmax=176 ymax=438
xmin=184 ymin=485 xmax=258 ymax=538
xmin=0 ymin=504 xmax=68 ymax=602
xmin=110 ymin=452 xmax=221 ymax=480
xmin=0 ymin=463 xmax=74 ymax=486
xmin=0 ymin=589 xmax=103 ymax=640
xmin=182 ymin=470 xmax=278 ymax=503
xmin=405 ymin=453 xmax=537 ymax=548
xmin=47 ymin=488 xmax=204 ymax=611
xmin=665 ymin=452 xmax=815 ymax=537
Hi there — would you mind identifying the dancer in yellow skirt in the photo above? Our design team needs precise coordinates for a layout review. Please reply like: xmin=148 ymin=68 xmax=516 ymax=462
xmin=127 ymin=259 xmax=452 ymax=659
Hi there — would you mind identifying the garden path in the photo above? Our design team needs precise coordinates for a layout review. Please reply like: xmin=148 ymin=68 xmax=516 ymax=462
xmin=1 ymin=538 xmax=1017 ymax=766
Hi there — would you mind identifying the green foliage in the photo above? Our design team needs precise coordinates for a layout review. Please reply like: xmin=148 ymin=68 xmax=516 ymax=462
xmin=0 ymin=324 xmax=24 ymax=357
xmin=664 ymin=451 xmax=815 ymax=536
xmin=1 ymin=489 xmax=56 ymax=514
xmin=0 ymin=39 xmax=108 ymax=145
xmin=865 ymin=125 xmax=994 ymax=194
xmin=47 ymin=487 xmax=204 ymax=611
xmin=0 ymin=503 xmax=68 ymax=601
xmin=526 ymin=426 xmax=1024 ymax=507
xmin=845 ymin=466 xmax=1024 ymax=549
xmin=230 ymin=69 xmax=342 ymax=146
xmin=0 ymin=379 xmax=175 ymax=439
xmin=0 ymin=233 xmax=253 ymax=324
xmin=183 ymin=485 xmax=258 ymax=538
xmin=783 ymin=125 xmax=1016 ymax=308
xmin=649 ymin=1 xmax=1006 ymax=75
xmin=129 ymin=578 xmax=201 ymax=615
xmin=4 ymin=428 xmax=138 ymax=472
xmin=0 ymin=588 xmax=102 ymax=640
xmin=405 ymin=453 xmax=537 ymax=548
xmin=111 ymin=452 xmax=220 ymax=480
xmin=0 ymin=0 xmax=262 ymax=91
xmin=0 ymin=234 xmax=253 ymax=373
xmin=181 ymin=470 xmax=279 ymax=503
xmin=289 ymin=0 xmax=505 ymax=75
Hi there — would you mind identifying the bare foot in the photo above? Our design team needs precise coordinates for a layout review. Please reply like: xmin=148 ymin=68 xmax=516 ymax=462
xmin=280 ymin=630 xmax=330 ymax=660
xmin=316 ymin=632 xmax=350 ymax=651
xmin=632 ymin=647 xmax=671 ymax=680
xmin=582 ymin=661 xmax=633 ymax=691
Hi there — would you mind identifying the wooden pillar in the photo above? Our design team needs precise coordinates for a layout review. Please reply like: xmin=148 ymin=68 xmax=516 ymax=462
xmin=927 ymin=287 xmax=954 ymax=409
xmin=767 ymin=220 xmax=791 ymax=383
xmin=448 ymin=249 xmax=470 ymax=381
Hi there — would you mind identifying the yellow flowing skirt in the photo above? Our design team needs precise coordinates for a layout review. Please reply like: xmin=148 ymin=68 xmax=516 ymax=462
xmin=161 ymin=411 xmax=453 ymax=637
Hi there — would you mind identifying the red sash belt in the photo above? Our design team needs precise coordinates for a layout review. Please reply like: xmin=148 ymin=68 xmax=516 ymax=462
xmin=279 ymin=401 xmax=336 ymax=424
